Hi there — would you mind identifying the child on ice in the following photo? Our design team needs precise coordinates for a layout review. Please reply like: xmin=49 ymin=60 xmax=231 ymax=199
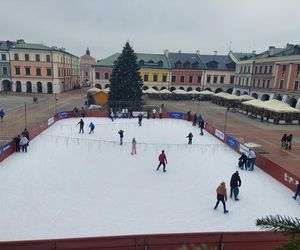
xmin=131 ymin=137 xmax=137 ymax=155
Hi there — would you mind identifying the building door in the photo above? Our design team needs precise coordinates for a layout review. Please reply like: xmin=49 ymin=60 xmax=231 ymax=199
xmin=26 ymin=81 xmax=32 ymax=93
xmin=47 ymin=82 xmax=53 ymax=93
xmin=2 ymin=80 xmax=12 ymax=91
xmin=16 ymin=81 xmax=22 ymax=92
xmin=37 ymin=82 xmax=43 ymax=93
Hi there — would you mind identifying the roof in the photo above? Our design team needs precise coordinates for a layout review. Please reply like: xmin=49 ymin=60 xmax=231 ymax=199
xmin=11 ymin=42 xmax=78 ymax=58
xmin=230 ymin=52 xmax=256 ymax=61
xmin=199 ymin=54 xmax=236 ymax=71
xmin=0 ymin=41 xmax=15 ymax=51
xmin=95 ymin=53 xmax=170 ymax=69
xmin=255 ymin=48 xmax=285 ymax=59
xmin=168 ymin=52 xmax=205 ymax=69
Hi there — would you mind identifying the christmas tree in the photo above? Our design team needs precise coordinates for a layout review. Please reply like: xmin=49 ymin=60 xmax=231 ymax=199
xmin=108 ymin=42 xmax=143 ymax=111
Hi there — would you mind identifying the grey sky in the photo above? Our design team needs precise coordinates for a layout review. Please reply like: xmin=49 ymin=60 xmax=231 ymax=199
xmin=1 ymin=0 xmax=300 ymax=59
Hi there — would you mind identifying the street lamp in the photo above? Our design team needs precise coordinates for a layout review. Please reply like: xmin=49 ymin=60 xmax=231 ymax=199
xmin=224 ymin=106 xmax=230 ymax=134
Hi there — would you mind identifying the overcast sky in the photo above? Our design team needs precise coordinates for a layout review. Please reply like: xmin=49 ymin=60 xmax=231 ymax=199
xmin=1 ymin=0 xmax=300 ymax=59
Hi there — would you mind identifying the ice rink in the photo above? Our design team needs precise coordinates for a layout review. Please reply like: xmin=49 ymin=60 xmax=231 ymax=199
xmin=0 ymin=117 xmax=298 ymax=241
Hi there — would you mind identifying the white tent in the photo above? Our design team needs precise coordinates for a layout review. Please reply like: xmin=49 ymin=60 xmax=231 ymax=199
xmin=143 ymin=88 xmax=159 ymax=94
xmin=238 ymin=95 xmax=254 ymax=100
xmin=159 ymin=89 xmax=172 ymax=94
xmin=172 ymin=89 xmax=187 ymax=94
xmin=186 ymin=90 xmax=201 ymax=94
xmin=199 ymin=90 xmax=214 ymax=95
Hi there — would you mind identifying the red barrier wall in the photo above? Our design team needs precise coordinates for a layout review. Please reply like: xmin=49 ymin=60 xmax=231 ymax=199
xmin=0 ymin=231 xmax=292 ymax=250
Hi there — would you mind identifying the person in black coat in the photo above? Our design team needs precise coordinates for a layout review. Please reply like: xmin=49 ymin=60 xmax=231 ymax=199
xmin=286 ymin=134 xmax=293 ymax=150
xmin=138 ymin=113 xmax=143 ymax=126
xmin=118 ymin=130 xmax=124 ymax=145
xmin=77 ymin=119 xmax=84 ymax=133
xmin=281 ymin=134 xmax=287 ymax=149
xmin=199 ymin=120 xmax=204 ymax=136
xmin=230 ymin=171 xmax=241 ymax=201
xmin=14 ymin=135 xmax=21 ymax=152
xmin=186 ymin=132 xmax=193 ymax=144
xmin=238 ymin=153 xmax=248 ymax=170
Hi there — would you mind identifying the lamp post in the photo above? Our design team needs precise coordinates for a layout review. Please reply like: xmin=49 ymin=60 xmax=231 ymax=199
xmin=224 ymin=106 xmax=229 ymax=134
xmin=24 ymin=102 xmax=27 ymax=129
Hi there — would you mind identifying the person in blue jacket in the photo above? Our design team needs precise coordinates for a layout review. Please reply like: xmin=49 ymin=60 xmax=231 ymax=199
xmin=292 ymin=182 xmax=300 ymax=200
xmin=89 ymin=122 xmax=95 ymax=134
xmin=0 ymin=109 xmax=5 ymax=122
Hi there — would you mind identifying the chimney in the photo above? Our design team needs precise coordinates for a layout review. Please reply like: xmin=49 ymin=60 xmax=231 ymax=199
xmin=164 ymin=49 xmax=169 ymax=57
xmin=269 ymin=46 xmax=275 ymax=56
xmin=16 ymin=39 xmax=25 ymax=44
xmin=214 ymin=50 xmax=218 ymax=55
xmin=286 ymin=43 xmax=294 ymax=49
xmin=196 ymin=50 xmax=200 ymax=55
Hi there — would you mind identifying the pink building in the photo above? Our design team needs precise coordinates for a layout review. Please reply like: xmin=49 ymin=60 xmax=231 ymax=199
xmin=80 ymin=48 xmax=96 ymax=86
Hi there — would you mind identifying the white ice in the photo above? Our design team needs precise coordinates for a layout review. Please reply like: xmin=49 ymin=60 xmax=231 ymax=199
xmin=0 ymin=118 xmax=298 ymax=241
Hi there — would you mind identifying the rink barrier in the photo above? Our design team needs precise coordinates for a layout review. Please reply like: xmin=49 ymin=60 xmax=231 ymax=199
xmin=0 ymin=231 xmax=292 ymax=250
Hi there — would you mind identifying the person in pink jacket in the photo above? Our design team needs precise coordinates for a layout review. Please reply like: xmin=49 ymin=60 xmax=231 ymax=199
xmin=131 ymin=137 xmax=137 ymax=155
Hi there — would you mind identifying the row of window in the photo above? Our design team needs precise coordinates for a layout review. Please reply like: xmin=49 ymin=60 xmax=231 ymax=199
xmin=1 ymin=66 xmax=8 ymax=75
xmin=14 ymin=66 xmax=52 ymax=76
xmin=12 ymin=53 xmax=75 ymax=64
xmin=253 ymin=79 xmax=271 ymax=89
xmin=170 ymin=75 xmax=201 ymax=84
xmin=95 ymin=72 xmax=110 ymax=80
xmin=278 ymin=80 xmax=299 ymax=91
xmin=238 ymin=65 xmax=251 ymax=74
xmin=207 ymin=75 xmax=235 ymax=84
xmin=254 ymin=65 xmax=273 ymax=74
xmin=58 ymin=68 xmax=72 ymax=77
xmin=236 ymin=77 xmax=250 ymax=86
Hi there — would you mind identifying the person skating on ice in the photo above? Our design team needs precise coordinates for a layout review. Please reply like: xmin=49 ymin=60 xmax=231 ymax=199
xmin=138 ymin=113 xmax=143 ymax=126
xmin=131 ymin=137 xmax=137 ymax=155
xmin=89 ymin=122 xmax=95 ymax=134
xmin=199 ymin=119 xmax=204 ymax=136
xmin=238 ymin=153 xmax=248 ymax=170
xmin=77 ymin=119 xmax=84 ymax=133
xmin=156 ymin=150 xmax=167 ymax=172
xmin=186 ymin=132 xmax=193 ymax=144
xmin=118 ymin=130 xmax=124 ymax=145
xmin=292 ymin=181 xmax=300 ymax=200
xmin=214 ymin=182 xmax=229 ymax=214
xmin=230 ymin=171 xmax=241 ymax=201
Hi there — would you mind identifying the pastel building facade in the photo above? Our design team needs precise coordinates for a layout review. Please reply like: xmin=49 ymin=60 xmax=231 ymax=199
xmin=0 ymin=41 xmax=14 ymax=91
xmin=80 ymin=48 xmax=96 ymax=84
xmin=8 ymin=40 xmax=79 ymax=94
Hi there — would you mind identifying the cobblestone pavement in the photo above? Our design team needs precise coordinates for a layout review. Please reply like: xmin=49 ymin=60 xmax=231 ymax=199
xmin=1 ymin=93 xmax=299 ymax=176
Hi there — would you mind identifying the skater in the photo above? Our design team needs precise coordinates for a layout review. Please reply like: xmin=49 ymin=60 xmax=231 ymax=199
xmin=197 ymin=114 xmax=203 ymax=128
xmin=89 ymin=122 xmax=95 ymax=134
xmin=125 ymin=108 xmax=128 ymax=118
xmin=192 ymin=114 xmax=197 ymax=126
xmin=73 ymin=107 xmax=79 ymax=117
xmin=281 ymin=134 xmax=287 ymax=149
xmin=138 ymin=113 xmax=143 ymax=126
xmin=159 ymin=107 xmax=162 ymax=119
xmin=131 ymin=137 xmax=137 ymax=155
xmin=22 ymin=128 xmax=30 ymax=146
xmin=156 ymin=150 xmax=167 ymax=172
xmin=118 ymin=129 xmax=124 ymax=145
xmin=152 ymin=108 xmax=156 ymax=119
xmin=286 ymin=134 xmax=293 ymax=150
xmin=19 ymin=135 xmax=29 ymax=152
xmin=81 ymin=107 xmax=85 ymax=118
xmin=187 ymin=110 xmax=191 ymax=121
xmin=77 ymin=119 xmax=84 ymax=133
xmin=147 ymin=110 xmax=150 ymax=119
xmin=214 ymin=182 xmax=229 ymax=214
xmin=292 ymin=181 xmax=300 ymax=200
xmin=14 ymin=135 xmax=21 ymax=152
xmin=238 ymin=153 xmax=248 ymax=170
xmin=186 ymin=132 xmax=193 ymax=144
xmin=247 ymin=149 xmax=256 ymax=171
xmin=230 ymin=171 xmax=241 ymax=201
xmin=199 ymin=119 xmax=204 ymax=136
xmin=109 ymin=110 xmax=114 ymax=121
xmin=33 ymin=95 xmax=38 ymax=103
xmin=0 ymin=109 xmax=5 ymax=122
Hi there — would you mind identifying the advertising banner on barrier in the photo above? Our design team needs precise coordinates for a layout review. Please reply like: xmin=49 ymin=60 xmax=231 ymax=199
xmin=226 ymin=136 xmax=238 ymax=150
xmin=47 ymin=117 xmax=54 ymax=126
xmin=58 ymin=112 xmax=68 ymax=119
xmin=132 ymin=111 xmax=147 ymax=117
xmin=0 ymin=143 xmax=10 ymax=154
xmin=168 ymin=112 xmax=184 ymax=119
xmin=239 ymin=144 xmax=250 ymax=155
xmin=215 ymin=129 xmax=224 ymax=140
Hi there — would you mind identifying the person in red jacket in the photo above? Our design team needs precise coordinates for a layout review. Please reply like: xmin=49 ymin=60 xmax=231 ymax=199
xmin=156 ymin=150 xmax=167 ymax=172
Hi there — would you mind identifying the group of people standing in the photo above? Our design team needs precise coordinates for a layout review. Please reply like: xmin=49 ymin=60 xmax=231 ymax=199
xmin=14 ymin=129 xmax=30 ymax=153
xmin=238 ymin=149 xmax=256 ymax=171
xmin=281 ymin=133 xmax=293 ymax=150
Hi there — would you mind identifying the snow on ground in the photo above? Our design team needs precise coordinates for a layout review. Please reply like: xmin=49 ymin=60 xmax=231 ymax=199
xmin=0 ymin=118 xmax=298 ymax=241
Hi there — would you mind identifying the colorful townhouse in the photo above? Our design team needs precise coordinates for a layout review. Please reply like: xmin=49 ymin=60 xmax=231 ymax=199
xmin=92 ymin=52 xmax=171 ymax=90
xmin=199 ymin=54 xmax=236 ymax=93
xmin=0 ymin=41 xmax=14 ymax=91
xmin=167 ymin=51 xmax=204 ymax=91
xmin=9 ymin=40 xmax=79 ymax=94
xmin=80 ymin=48 xmax=95 ymax=85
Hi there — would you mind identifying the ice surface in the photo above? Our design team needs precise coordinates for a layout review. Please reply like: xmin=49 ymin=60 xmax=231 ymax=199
xmin=0 ymin=118 xmax=298 ymax=241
